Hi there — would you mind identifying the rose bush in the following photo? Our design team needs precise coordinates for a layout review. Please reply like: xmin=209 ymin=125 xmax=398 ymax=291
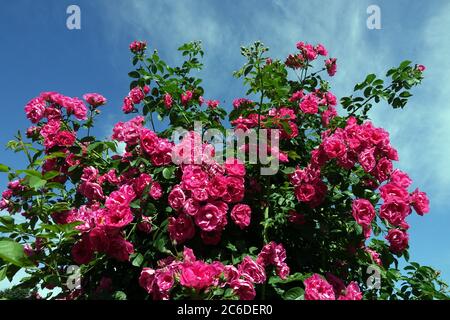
xmin=0 ymin=39 xmax=448 ymax=300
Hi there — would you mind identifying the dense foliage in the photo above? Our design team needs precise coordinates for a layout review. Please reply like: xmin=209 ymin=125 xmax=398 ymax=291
xmin=0 ymin=39 xmax=448 ymax=300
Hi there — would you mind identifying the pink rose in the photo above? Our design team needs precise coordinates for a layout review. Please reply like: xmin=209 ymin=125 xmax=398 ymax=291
xmin=182 ymin=165 xmax=209 ymax=190
xmin=83 ymin=93 xmax=107 ymax=107
xmin=181 ymin=90 xmax=193 ymax=105
xmin=323 ymin=137 xmax=346 ymax=159
xmin=300 ymin=93 xmax=318 ymax=114
xmin=410 ymin=188 xmax=430 ymax=215
xmin=222 ymin=177 xmax=245 ymax=203
xmin=195 ymin=201 xmax=228 ymax=232
xmin=168 ymin=186 xmax=186 ymax=210
xmin=224 ymin=158 xmax=246 ymax=177
xmin=25 ymin=97 xmax=46 ymax=123
xmin=325 ymin=58 xmax=337 ymax=76
xmin=78 ymin=181 xmax=104 ymax=201
xmin=230 ymin=204 xmax=251 ymax=229
xmin=238 ymin=256 xmax=266 ymax=284
xmin=179 ymin=261 xmax=217 ymax=290
xmin=351 ymin=199 xmax=376 ymax=228
xmin=129 ymin=87 xmax=145 ymax=104
xmin=304 ymin=274 xmax=335 ymax=300
xmin=374 ymin=157 xmax=393 ymax=182
xmin=379 ymin=199 xmax=411 ymax=226
xmin=358 ymin=148 xmax=376 ymax=172
xmin=379 ymin=183 xmax=410 ymax=202
xmin=149 ymin=182 xmax=163 ymax=200
xmin=168 ymin=214 xmax=195 ymax=244
xmin=230 ymin=279 xmax=256 ymax=300
xmin=164 ymin=93 xmax=173 ymax=109
xmin=390 ymin=169 xmax=412 ymax=188
xmin=385 ymin=228 xmax=409 ymax=253
xmin=338 ymin=282 xmax=362 ymax=300
xmin=183 ymin=198 xmax=200 ymax=216
xmin=55 ymin=131 xmax=76 ymax=147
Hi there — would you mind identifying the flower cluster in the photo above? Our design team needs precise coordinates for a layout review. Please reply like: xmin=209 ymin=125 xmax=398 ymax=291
xmin=168 ymin=132 xmax=248 ymax=244
xmin=304 ymin=273 xmax=362 ymax=300
xmin=122 ymin=86 xmax=150 ymax=114
xmin=284 ymin=42 xmax=337 ymax=77
xmin=129 ymin=40 xmax=147 ymax=54
xmin=139 ymin=244 xmax=289 ymax=300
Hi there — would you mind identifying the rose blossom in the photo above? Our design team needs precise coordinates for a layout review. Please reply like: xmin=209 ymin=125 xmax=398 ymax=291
xmin=352 ymin=199 xmax=376 ymax=228
xmin=230 ymin=204 xmax=251 ymax=229
xmin=385 ymin=228 xmax=409 ymax=253
xmin=238 ymin=256 xmax=266 ymax=284
xmin=410 ymin=188 xmax=430 ymax=215
xmin=304 ymin=274 xmax=335 ymax=300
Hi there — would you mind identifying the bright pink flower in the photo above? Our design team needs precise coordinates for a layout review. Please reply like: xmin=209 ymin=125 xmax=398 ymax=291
xmin=417 ymin=64 xmax=426 ymax=72
xmin=149 ymin=182 xmax=163 ymax=200
xmin=338 ymin=282 xmax=363 ymax=300
xmin=325 ymin=58 xmax=337 ymax=76
xmin=181 ymin=90 xmax=193 ymax=106
xmin=207 ymin=100 xmax=220 ymax=109
xmin=106 ymin=234 xmax=134 ymax=261
xmin=168 ymin=186 xmax=186 ymax=210
xmin=25 ymin=97 xmax=46 ymax=123
xmin=168 ymin=214 xmax=195 ymax=243
xmin=374 ymin=158 xmax=393 ymax=182
xmin=358 ymin=148 xmax=376 ymax=172
xmin=164 ymin=93 xmax=173 ymax=109
xmin=315 ymin=44 xmax=328 ymax=56
xmin=410 ymin=188 xmax=430 ymax=215
xmin=122 ymin=96 xmax=135 ymax=114
xmin=129 ymin=87 xmax=145 ymax=104
xmin=385 ymin=228 xmax=409 ymax=253
xmin=352 ymin=199 xmax=376 ymax=228
xmin=366 ymin=247 xmax=382 ymax=266
xmin=55 ymin=131 xmax=76 ymax=147
xmin=230 ymin=279 xmax=256 ymax=300
xmin=83 ymin=93 xmax=107 ymax=107
xmin=238 ymin=256 xmax=266 ymax=284
xmin=129 ymin=40 xmax=147 ymax=54
xmin=304 ymin=274 xmax=335 ymax=300
xmin=179 ymin=261 xmax=218 ymax=290
xmin=379 ymin=183 xmax=409 ymax=202
xmin=379 ymin=199 xmax=411 ymax=226
xmin=195 ymin=201 xmax=228 ymax=232
xmin=230 ymin=204 xmax=251 ymax=229
xmin=225 ymin=158 xmax=246 ymax=177
xmin=390 ymin=169 xmax=412 ymax=188
xmin=300 ymin=93 xmax=319 ymax=114
xmin=323 ymin=136 xmax=346 ymax=159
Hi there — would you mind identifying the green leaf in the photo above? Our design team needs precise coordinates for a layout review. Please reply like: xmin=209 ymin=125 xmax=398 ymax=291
xmin=131 ymin=253 xmax=144 ymax=267
xmin=162 ymin=167 xmax=175 ymax=180
xmin=283 ymin=287 xmax=304 ymax=300
xmin=0 ymin=216 xmax=14 ymax=226
xmin=113 ymin=291 xmax=127 ymax=300
xmin=29 ymin=176 xmax=47 ymax=190
xmin=0 ymin=266 xmax=7 ymax=281
xmin=0 ymin=164 xmax=9 ymax=173
xmin=0 ymin=240 xmax=33 ymax=267
xmin=128 ymin=71 xmax=140 ymax=79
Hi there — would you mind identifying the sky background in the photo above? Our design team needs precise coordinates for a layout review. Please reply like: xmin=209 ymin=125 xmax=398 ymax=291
xmin=0 ymin=0 xmax=449 ymax=289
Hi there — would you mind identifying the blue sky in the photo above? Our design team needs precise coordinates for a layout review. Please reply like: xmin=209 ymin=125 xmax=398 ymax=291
xmin=0 ymin=0 xmax=449 ymax=288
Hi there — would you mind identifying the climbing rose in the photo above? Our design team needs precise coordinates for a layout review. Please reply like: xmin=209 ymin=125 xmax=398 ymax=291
xmin=304 ymin=274 xmax=336 ymax=300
